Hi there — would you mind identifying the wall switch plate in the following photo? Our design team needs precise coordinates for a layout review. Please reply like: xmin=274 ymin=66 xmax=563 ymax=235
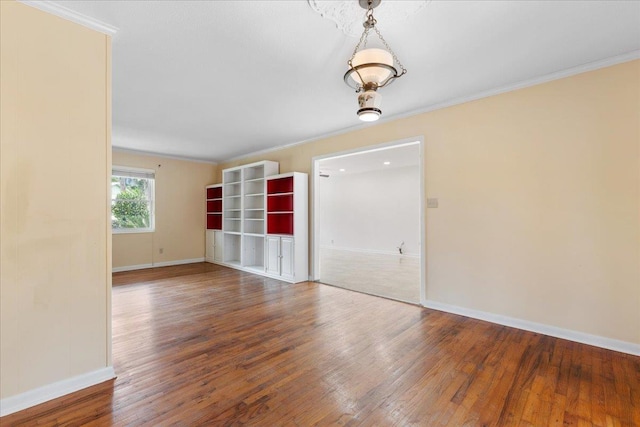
xmin=427 ymin=198 xmax=439 ymax=208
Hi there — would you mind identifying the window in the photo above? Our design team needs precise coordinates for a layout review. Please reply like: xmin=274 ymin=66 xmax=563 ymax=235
xmin=111 ymin=167 xmax=155 ymax=233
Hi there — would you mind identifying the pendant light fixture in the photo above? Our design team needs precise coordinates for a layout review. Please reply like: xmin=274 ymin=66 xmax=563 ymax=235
xmin=344 ymin=0 xmax=407 ymax=122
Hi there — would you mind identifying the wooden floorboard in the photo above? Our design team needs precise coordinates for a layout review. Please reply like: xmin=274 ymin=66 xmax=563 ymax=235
xmin=2 ymin=263 xmax=639 ymax=426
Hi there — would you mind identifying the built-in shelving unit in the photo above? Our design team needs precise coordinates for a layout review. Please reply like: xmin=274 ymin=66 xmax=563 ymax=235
xmin=209 ymin=161 xmax=279 ymax=272
xmin=265 ymin=172 xmax=308 ymax=283
xmin=205 ymin=184 xmax=223 ymax=263
xmin=205 ymin=162 xmax=307 ymax=283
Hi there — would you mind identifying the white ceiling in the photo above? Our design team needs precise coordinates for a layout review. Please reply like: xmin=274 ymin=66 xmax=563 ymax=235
xmin=319 ymin=141 xmax=420 ymax=176
xmin=51 ymin=1 xmax=640 ymax=163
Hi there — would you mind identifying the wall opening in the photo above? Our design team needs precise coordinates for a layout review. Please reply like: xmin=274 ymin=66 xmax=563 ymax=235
xmin=312 ymin=138 xmax=424 ymax=304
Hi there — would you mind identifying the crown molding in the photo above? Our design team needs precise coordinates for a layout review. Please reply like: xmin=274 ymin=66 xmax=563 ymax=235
xmin=18 ymin=1 xmax=118 ymax=36
xmin=112 ymin=147 xmax=218 ymax=165
xmin=222 ymin=50 xmax=640 ymax=164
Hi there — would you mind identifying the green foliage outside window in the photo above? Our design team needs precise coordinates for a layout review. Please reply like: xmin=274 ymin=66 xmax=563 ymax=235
xmin=111 ymin=176 xmax=152 ymax=230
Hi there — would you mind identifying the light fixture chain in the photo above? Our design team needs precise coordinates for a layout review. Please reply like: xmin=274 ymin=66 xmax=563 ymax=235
xmin=349 ymin=26 xmax=370 ymax=66
xmin=374 ymin=26 xmax=407 ymax=74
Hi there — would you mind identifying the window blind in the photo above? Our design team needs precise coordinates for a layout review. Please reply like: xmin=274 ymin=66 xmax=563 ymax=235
xmin=112 ymin=168 xmax=155 ymax=180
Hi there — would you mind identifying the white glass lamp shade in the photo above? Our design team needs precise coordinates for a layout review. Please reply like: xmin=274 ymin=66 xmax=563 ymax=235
xmin=349 ymin=48 xmax=394 ymax=86
xmin=357 ymin=89 xmax=382 ymax=122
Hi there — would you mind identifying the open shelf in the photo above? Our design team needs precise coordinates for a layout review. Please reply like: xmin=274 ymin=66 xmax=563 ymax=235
xmin=224 ymin=233 xmax=242 ymax=264
xmin=244 ymin=210 xmax=264 ymax=220
xmin=267 ymin=213 xmax=293 ymax=235
xmin=207 ymin=186 xmax=222 ymax=199
xmin=243 ymin=235 xmax=265 ymax=270
xmin=267 ymin=176 xmax=294 ymax=194
xmin=244 ymin=219 xmax=265 ymax=234
xmin=207 ymin=200 xmax=222 ymax=212
xmin=243 ymin=165 xmax=266 ymax=181
xmin=207 ymin=214 xmax=222 ymax=230
xmin=224 ymin=218 xmax=241 ymax=233
xmin=206 ymin=185 xmax=223 ymax=230
xmin=223 ymin=169 xmax=242 ymax=183
xmin=267 ymin=194 xmax=293 ymax=212
xmin=244 ymin=195 xmax=264 ymax=210
xmin=244 ymin=179 xmax=264 ymax=195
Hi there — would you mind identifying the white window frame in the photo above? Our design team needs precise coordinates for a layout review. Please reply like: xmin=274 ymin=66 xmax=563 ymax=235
xmin=111 ymin=166 xmax=155 ymax=234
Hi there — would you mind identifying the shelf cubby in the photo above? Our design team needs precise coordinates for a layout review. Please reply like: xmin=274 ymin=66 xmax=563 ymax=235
xmin=224 ymin=233 xmax=242 ymax=265
xmin=206 ymin=184 xmax=223 ymax=230
xmin=243 ymin=235 xmax=265 ymax=270
xmin=267 ymin=176 xmax=294 ymax=194
xmin=223 ymin=169 xmax=242 ymax=184
xmin=267 ymin=194 xmax=293 ymax=212
xmin=207 ymin=186 xmax=222 ymax=200
xmin=267 ymin=213 xmax=293 ymax=235
xmin=244 ymin=219 xmax=265 ymax=235
xmin=207 ymin=214 xmax=222 ymax=230
xmin=244 ymin=179 xmax=264 ymax=196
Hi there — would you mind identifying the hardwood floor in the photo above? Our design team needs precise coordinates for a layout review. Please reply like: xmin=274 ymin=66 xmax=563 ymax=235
xmin=3 ymin=263 xmax=639 ymax=426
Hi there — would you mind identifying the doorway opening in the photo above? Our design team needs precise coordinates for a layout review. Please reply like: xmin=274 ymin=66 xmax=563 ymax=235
xmin=312 ymin=138 xmax=424 ymax=304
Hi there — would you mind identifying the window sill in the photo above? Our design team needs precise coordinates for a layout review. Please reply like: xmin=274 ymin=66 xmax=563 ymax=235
xmin=112 ymin=228 xmax=155 ymax=235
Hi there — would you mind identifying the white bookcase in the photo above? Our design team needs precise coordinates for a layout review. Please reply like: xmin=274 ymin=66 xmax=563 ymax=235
xmin=206 ymin=163 xmax=308 ymax=283
xmin=264 ymin=172 xmax=308 ymax=283
xmin=217 ymin=161 xmax=279 ymax=270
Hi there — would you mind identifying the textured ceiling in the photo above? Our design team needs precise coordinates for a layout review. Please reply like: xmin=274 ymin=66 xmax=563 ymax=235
xmin=55 ymin=1 xmax=640 ymax=163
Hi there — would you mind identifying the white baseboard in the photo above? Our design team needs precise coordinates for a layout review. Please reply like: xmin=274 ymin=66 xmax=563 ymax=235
xmin=423 ymin=300 xmax=640 ymax=356
xmin=320 ymin=245 xmax=420 ymax=258
xmin=0 ymin=366 xmax=116 ymax=417
xmin=112 ymin=257 xmax=205 ymax=273
xmin=152 ymin=257 xmax=205 ymax=268
xmin=112 ymin=263 xmax=153 ymax=273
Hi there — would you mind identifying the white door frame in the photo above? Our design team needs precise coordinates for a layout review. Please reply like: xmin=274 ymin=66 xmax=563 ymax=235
xmin=311 ymin=136 xmax=426 ymax=305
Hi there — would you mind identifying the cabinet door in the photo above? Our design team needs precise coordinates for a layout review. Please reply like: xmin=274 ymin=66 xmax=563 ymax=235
xmin=213 ymin=230 xmax=224 ymax=263
xmin=205 ymin=230 xmax=215 ymax=262
xmin=280 ymin=236 xmax=294 ymax=280
xmin=265 ymin=236 xmax=281 ymax=276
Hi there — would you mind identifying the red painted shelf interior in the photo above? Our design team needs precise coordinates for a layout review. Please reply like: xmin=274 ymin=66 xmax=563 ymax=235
xmin=207 ymin=214 xmax=222 ymax=230
xmin=207 ymin=187 xmax=222 ymax=199
xmin=267 ymin=194 xmax=293 ymax=212
xmin=266 ymin=177 xmax=295 ymax=235
xmin=207 ymin=200 xmax=222 ymax=212
xmin=267 ymin=213 xmax=293 ymax=235
xmin=207 ymin=187 xmax=222 ymax=230
xmin=267 ymin=176 xmax=293 ymax=194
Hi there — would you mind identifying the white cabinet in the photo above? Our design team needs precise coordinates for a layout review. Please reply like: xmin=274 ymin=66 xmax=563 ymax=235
xmin=265 ymin=236 xmax=295 ymax=280
xmin=213 ymin=230 xmax=224 ymax=263
xmin=205 ymin=230 xmax=214 ymax=262
xmin=280 ymin=236 xmax=294 ymax=279
xmin=205 ymin=230 xmax=224 ymax=263
xmin=265 ymin=236 xmax=280 ymax=276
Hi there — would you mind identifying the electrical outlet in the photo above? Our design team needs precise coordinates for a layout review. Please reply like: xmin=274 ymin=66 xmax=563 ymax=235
xmin=159 ymin=248 xmax=164 ymax=254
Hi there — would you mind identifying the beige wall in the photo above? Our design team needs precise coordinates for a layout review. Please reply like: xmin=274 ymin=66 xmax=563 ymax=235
xmin=1 ymin=1 xmax=112 ymax=399
xmin=219 ymin=61 xmax=640 ymax=345
xmin=112 ymin=151 xmax=217 ymax=269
